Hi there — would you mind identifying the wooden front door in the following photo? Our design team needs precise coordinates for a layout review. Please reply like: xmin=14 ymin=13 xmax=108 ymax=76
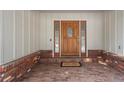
xmin=61 ymin=21 xmax=80 ymax=56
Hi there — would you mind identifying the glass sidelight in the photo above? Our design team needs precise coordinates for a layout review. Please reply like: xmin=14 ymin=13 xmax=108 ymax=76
xmin=80 ymin=21 xmax=86 ymax=53
xmin=54 ymin=21 xmax=60 ymax=53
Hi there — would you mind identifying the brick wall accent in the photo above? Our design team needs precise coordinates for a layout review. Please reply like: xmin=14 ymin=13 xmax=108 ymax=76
xmin=0 ymin=51 xmax=41 ymax=82
xmin=102 ymin=51 xmax=124 ymax=73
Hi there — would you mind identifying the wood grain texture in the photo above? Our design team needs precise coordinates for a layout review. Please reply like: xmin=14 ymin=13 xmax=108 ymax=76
xmin=61 ymin=21 xmax=79 ymax=56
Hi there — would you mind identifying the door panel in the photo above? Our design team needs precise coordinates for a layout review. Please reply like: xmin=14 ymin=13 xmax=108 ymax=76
xmin=61 ymin=21 xmax=79 ymax=56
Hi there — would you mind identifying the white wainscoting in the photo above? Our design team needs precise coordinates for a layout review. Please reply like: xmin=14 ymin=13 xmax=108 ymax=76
xmin=0 ymin=10 xmax=41 ymax=65
xmin=104 ymin=10 xmax=124 ymax=55
xmin=0 ymin=11 xmax=3 ymax=64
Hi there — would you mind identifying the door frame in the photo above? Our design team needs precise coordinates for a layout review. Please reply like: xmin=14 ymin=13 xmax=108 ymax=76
xmin=53 ymin=20 xmax=87 ymax=57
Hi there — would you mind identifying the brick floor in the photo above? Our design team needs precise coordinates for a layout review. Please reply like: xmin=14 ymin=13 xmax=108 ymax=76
xmin=19 ymin=61 xmax=124 ymax=82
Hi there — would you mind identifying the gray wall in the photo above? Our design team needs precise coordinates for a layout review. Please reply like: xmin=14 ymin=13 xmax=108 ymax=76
xmin=40 ymin=12 xmax=104 ymax=52
xmin=0 ymin=11 xmax=41 ymax=65
xmin=104 ymin=10 xmax=124 ymax=55
xmin=1 ymin=10 xmax=124 ymax=65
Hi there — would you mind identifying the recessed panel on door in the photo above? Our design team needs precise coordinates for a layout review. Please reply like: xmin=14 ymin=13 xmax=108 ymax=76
xmin=61 ymin=21 xmax=79 ymax=56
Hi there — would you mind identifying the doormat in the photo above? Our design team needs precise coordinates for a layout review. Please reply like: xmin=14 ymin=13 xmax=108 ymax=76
xmin=61 ymin=61 xmax=82 ymax=67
